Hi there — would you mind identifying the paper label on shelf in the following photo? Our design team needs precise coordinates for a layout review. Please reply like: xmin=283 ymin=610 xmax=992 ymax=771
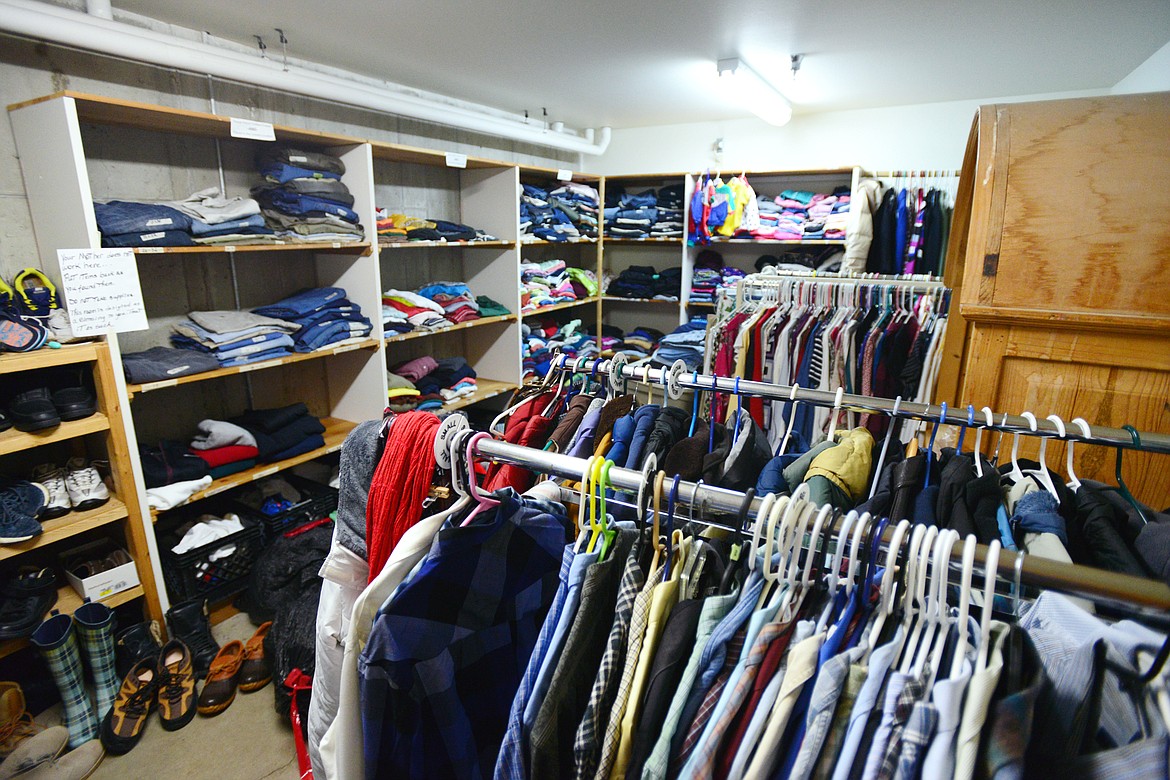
xmin=230 ymin=117 xmax=276 ymax=141
xmin=142 ymin=379 xmax=178 ymax=391
xmin=333 ymin=343 xmax=361 ymax=354
xmin=254 ymin=467 xmax=280 ymax=479
xmin=445 ymin=152 xmax=468 ymax=169
xmin=136 ymin=247 xmax=164 ymax=254
xmin=556 ymin=169 xmax=572 ymax=182
xmin=288 ymin=155 xmax=308 ymax=163
xmin=223 ymin=246 xmax=236 ymax=253
xmin=57 ymin=248 xmax=148 ymax=337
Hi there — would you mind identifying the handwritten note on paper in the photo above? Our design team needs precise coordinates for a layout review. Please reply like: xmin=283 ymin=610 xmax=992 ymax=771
xmin=57 ymin=248 xmax=148 ymax=336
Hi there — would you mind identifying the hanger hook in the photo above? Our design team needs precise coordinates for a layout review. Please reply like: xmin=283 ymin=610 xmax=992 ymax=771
xmin=1012 ymin=551 xmax=1025 ymax=617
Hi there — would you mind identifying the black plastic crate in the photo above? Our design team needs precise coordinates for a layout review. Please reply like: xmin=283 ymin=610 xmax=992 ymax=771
xmin=159 ymin=498 xmax=266 ymax=605
xmin=229 ymin=474 xmax=338 ymax=541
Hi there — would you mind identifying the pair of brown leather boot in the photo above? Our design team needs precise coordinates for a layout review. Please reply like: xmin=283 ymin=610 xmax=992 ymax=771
xmin=196 ymin=622 xmax=272 ymax=717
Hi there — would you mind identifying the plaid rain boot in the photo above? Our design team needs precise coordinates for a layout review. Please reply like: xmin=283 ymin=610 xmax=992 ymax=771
xmin=73 ymin=600 xmax=119 ymax=720
xmin=30 ymin=612 xmax=98 ymax=749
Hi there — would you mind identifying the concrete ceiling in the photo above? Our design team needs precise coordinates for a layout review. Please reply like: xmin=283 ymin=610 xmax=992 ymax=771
xmin=114 ymin=0 xmax=1170 ymax=129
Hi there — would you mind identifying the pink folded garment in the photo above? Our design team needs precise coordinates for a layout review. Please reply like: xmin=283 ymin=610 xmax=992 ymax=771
xmin=393 ymin=355 xmax=438 ymax=381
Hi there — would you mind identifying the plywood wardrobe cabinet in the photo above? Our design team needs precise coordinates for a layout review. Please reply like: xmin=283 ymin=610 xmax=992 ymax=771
xmin=937 ymin=92 xmax=1170 ymax=502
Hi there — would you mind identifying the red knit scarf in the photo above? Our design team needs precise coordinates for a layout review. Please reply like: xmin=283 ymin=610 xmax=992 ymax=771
xmin=365 ymin=411 xmax=441 ymax=582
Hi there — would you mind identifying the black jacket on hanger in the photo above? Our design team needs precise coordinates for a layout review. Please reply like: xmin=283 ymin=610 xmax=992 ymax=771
xmin=867 ymin=188 xmax=899 ymax=275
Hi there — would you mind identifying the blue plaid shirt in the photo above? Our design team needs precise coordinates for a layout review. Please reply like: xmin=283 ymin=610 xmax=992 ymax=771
xmin=359 ymin=489 xmax=570 ymax=780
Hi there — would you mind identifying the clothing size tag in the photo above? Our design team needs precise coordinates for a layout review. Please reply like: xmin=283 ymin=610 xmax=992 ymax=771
xmin=557 ymin=169 xmax=572 ymax=182
xmin=445 ymin=152 xmax=468 ymax=169
xmin=230 ymin=117 xmax=276 ymax=142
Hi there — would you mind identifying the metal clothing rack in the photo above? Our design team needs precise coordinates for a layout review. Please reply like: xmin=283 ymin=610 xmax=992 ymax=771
xmin=740 ymin=269 xmax=946 ymax=288
xmin=472 ymin=437 xmax=1170 ymax=621
xmin=867 ymin=169 xmax=961 ymax=179
xmin=548 ymin=354 xmax=1170 ymax=455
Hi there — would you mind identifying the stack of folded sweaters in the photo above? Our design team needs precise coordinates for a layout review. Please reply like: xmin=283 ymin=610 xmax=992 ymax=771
xmin=94 ymin=187 xmax=271 ymax=248
xmin=375 ymin=210 xmax=495 ymax=243
xmin=521 ymin=319 xmax=598 ymax=381
xmin=520 ymin=183 xmax=599 ymax=242
xmin=751 ymin=188 xmax=851 ymax=241
xmin=590 ymin=324 xmax=664 ymax=363
xmin=170 ymin=310 xmax=300 ymax=367
xmin=253 ymin=287 xmax=371 ymax=352
xmin=382 ymin=287 xmax=510 ymax=335
xmin=418 ymin=282 xmax=480 ymax=323
xmin=139 ymin=403 xmax=326 ymax=493
xmin=605 ymin=265 xmax=683 ymax=300
xmin=521 ymin=260 xmax=576 ymax=312
xmin=650 ymin=318 xmax=709 ymax=370
xmin=389 ymin=357 xmax=478 ymax=411
xmin=252 ymin=148 xmax=365 ymax=244
xmin=689 ymin=250 xmax=746 ymax=305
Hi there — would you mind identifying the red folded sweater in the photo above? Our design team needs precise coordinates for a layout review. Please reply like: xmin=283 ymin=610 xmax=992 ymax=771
xmin=190 ymin=445 xmax=260 ymax=469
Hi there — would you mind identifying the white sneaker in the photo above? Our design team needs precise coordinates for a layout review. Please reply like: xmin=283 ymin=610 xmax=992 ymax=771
xmin=30 ymin=463 xmax=71 ymax=519
xmin=64 ymin=458 xmax=109 ymax=511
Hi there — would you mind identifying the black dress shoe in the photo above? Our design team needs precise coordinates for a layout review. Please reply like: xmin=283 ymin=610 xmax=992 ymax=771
xmin=47 ymin=368 xmax=96 ymax=422
xmin=6 ymin=387 xmax=60 ymax=432
xmin=0 ymin=568 xmax=58 ymax=640
xmin=0 ymin=409 xmax=10 ymax=433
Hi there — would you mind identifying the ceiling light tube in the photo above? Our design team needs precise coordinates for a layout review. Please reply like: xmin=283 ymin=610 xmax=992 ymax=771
xmin=717 ymin=57 xmax=793 ymax=127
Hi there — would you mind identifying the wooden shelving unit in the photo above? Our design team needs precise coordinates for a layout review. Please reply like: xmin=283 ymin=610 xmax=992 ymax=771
xmin=0 ymin=414 xmax=110 ymax=457
xmin=0 ymin=583 xmax=145 ymax=661
xmin=443 ymin=379 xmax=517 ymax=412
xmin=522 ymin=296 xmax=600 ymax=318
xmin=0 ymin=498 xmax=128 ymax=563
xmin=379 ymin=239 xmax=513 ymax=251
xmin=0 ymin=342 xmax=100 ymax=374
xmin=130 ymin=242 xmax=371 ymax=255
xmin=384 ymin=314 xmax=515 ymax=344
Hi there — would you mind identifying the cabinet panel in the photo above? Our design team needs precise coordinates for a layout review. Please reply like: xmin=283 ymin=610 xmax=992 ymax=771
xmin=960 ymin=324 xmax=1170 ymax=503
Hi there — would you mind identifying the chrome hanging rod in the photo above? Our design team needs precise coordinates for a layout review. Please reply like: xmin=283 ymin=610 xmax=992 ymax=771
xmin=547 ymin=354 xmax=1170 ymax=455
xmin=471 ymin=437 xmax=1170 ymax=619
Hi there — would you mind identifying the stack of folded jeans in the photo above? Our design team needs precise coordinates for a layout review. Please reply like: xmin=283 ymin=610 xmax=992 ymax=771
xmin=417 ymin=282 xmax=480 ymax=324
xmin=253 ymin=287 xmax=371 ymax=352
xmin=520 ymin=184 xmax=591 ymax=242
xmin=252 ymin=148 xmax=365 ymax=243
xmin=382 ymin=289 xmax=450 ymax=333
xmin=169 ymin=187 xmax=272 ymax=245
xmin=170 ymin=310 xmax=300 ymax=368
xmin=619 ymin=326 xmax=664 ymax=360
xmin=521 ymin=318 xmax=598 ymax=381
xmin=521 ymin=259 xmax=576 ymax=312
xmin=94 ymin=201 xmax=197 ymax=248
xmin=651 ymin=317 xmax=709 ymax=370
xmin=605 ymin=265 xmax=683 ymax=300
xmin=230 ymin=402 xmax=326 ymax=462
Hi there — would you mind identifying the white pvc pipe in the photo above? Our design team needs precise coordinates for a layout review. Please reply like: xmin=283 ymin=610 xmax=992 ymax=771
xmin=0 ymin=0 xmax=612 ymax=155
xmin=84 ymin=0 xmax=112 ymax=20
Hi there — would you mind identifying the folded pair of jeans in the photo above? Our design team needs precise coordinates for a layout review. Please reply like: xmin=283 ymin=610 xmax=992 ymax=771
xmin=94 ymin=200 xmax=192 ymax=235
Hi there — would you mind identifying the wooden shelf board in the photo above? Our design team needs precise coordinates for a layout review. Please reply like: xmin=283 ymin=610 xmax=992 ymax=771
xmin=0 ymin=498 xmax=128 ymax=562
xmin=150 ymin=417 xmax=356 ymax=519
xmin=688 ymin=301 xmax=716 ymax=308
xmin=603 ymin=237 xmax=684 ymax=245
xmin=706 ymin=238 xmax=847 ymax=246
xmin=0 ymin=414 xmax=109 ymax=457
xmin=0 ymin=583 xmax=144 ymax=660
xmin=127 ymin=339 xmax=380 ymax=397
xmin=378 ymin=239 xmax=513 ymax=250
xmin=690 ymin=167 xmax=858 ymax=178
xmin=520 ymin=236 xmax=598 ymax=246
xmin=0 ymin=342 xmax=100 ymax=375
xmin=519 ymin=165 xmax=598 ymax=182
xmin=602 ymin=296 xmax=680 ymax=305
xmin=9 ymin=92 xmax=366 ymax=148
xmin=442 ymin=379 xmax=516 ymax=412
xmin=521 ymin=297 xmax=599 ymax=318
xmin=369 ymin=140 xmax=513 ymax=169
xmin=384 ymin=314 xmax=515 ymax=344
xmin=132 ymin=242 xmax=370 ymax=256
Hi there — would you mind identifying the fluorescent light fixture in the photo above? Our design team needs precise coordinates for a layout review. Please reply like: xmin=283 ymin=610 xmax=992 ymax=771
xmin=717 ymin=57 xmax=793 ymax=127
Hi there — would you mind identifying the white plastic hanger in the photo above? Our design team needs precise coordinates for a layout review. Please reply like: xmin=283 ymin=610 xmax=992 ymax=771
xmin=923 ymin=531 xmax=960 ymax=687
xmin=826 ymin=386 xmax=845 ymax=441
xmin=949 ymin=533 xmax=979 ymax=680
xmin=573 ymin=455 xmax=599 ymax=547
xmin=1007 ymin=412 xmax=1029 ymax=483
xmin=868 ymin=396 xmax=903 ymax=499
xmin=973 ymin=406 xmax=994 ymax=477
xmin=748 ymin=492 xmax=778 ymax=574
xmin=827 ymin=510 xmax=858 ymax=596
xmin=912 ymin=528 xmax=952 ymax=677
xmin=844 ymin=511 xmax=873 ymax=598
xmin=1067 ymin=417 xmax=1092 ymax=491
xmin=976 ymin=540 xmax=1002 ymax=672
xmin=1021 ymin=411 xmax=1060 ymax=498
xmin=778 ymin=383 xmax=801 ymax=456
xmin=899 ymin=524 xmax=939 ymax=673
xmin=889 ymin=523 xmax=928 ymax=666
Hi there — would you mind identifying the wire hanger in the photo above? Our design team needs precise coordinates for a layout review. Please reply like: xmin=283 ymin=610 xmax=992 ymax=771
xmin=869 ymin=396 xmax=903 ymax=499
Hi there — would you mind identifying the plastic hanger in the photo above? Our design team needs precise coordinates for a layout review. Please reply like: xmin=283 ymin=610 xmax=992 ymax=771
xmin=924 ymin=402 xmax=948 ymax=487
xmin=720 ymin=488 xmax=756 ymax=595
xmin=689 ymin=370 xmax=700 ymax=437
xmin=992 ymin=412 xmax=1010 ymax=466
xmin=863 ymin=519 xmax=911 ymax=661
xmin=899 ymin=524 xmax=939 ymax=673
xmin=748 ymin=492 xmax=778 ymax=575
xmin=458 ymin=433 xmax=502 ymax=527
xmin=957 ymin=405 xmax=975 ymax=454
xmin=1007 ymin=412 xmax=1030 ymax=483
xmin=1066 ymin=418 xmax=1091 ymax=491
xmin=1117 ymin=425 xmax=1151 ymax=525
xmin=949 ymin=533 xmax=979 ymax=679
xmin=799 ymin=503 xmax=833 ymax=596
xmin=588 ymin=460 xmax=616 ymax=559
xmin=572 ymin=455 xmax=598 ymax=544
xmin=868 ymin=396 xmax=903 ymax=499
xmin=1021 ymin=412 xmax=1060 ymax=498
xmin=708 ymin=374 xmax=720 ymax=453
xmin=827 ymin=510 xmax=858 ymax=596
xmin=921 ymin=530 xmax=959 ymax=685
xmin=973 ymin=406 xmax=994 ymax=477
xmin=663 ymin=476 xmax=681 ymax=580
xmin=650 ymin=470 xmax=666 ymax=572
xmin=975 ymin=539 xmax=1001 ymax=672
xmin=910 ymin=527 xmax=949 ymax=676
xmin=777 ymin=382 xmax=801 ymax=456
xmin=826 ymin=386 xmax=845 ymax=441
xmin=635 ymin=453 xmax=658 ymax=533
xmin=889 ymin=523 xmax=928 ymax=666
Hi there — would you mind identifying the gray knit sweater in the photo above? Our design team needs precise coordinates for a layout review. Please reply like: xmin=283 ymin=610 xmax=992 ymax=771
xmin=336 ymin=419 xmax=381 ymax=559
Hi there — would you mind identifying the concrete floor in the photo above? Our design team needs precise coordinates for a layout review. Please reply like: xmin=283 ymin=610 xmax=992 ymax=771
xmin=45 ymin=613 xmax=301 ymax=780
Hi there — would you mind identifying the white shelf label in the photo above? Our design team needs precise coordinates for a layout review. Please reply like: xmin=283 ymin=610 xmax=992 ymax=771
xmin=136 ymin=247 xmax=164 ymax=254
xmin=141 ymin=379 xmax=178 ymax=392
xmin=333 ymin=343 xmax=360 ymax=354
xmin=230 ymin=117 xmax=276 ymax=141
xmin=445 ymin=152 xmax=468 ymax=169
xmin=223 ymin=246 xmax=236 ymax=253
xmin=254 ymin=466 xmax=280 ymax=479
xmin=557 ymin=169 xmax=572 ymax=182
xmin=57 ymin=248 xmax=148 ymax=337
